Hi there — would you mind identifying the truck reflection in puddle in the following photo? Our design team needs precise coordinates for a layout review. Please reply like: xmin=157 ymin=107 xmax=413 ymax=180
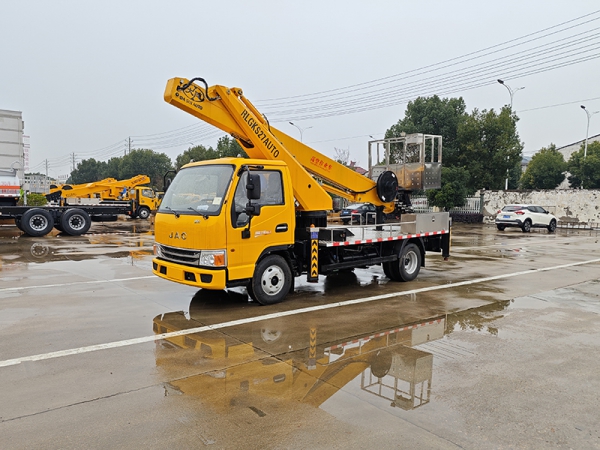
xmin=153 ymin=292 xmax=508 ymax=413
xmin=0 ymin=234 xmax=154 ymax=267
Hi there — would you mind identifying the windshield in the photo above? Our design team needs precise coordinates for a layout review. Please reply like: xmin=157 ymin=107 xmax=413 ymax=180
xmin=502 ymin=205 xmax=525 ymax=212
xmin=159 ymin=164 xmax=234 ymax=215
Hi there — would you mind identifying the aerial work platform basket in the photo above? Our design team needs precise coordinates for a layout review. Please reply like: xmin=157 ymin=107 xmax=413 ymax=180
xmin=368 ymin=133 xmax=442 ymax=191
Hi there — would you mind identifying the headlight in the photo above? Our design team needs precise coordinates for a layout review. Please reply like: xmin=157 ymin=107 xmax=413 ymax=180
xmin=199 ymin=250 xmax=227 ymax=267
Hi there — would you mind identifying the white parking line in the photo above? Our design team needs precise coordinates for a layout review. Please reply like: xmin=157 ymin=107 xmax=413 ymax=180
xmin=1 ymin=258 xmax=599 ymax=368
xmin=0 ymin=276 xmax=156 ymax=293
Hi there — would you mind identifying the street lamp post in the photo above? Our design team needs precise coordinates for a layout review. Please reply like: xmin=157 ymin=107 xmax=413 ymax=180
xmin=289 ymin=122 xmax=313 ymax=142
xmin=497 ymin=79 xmax=525 ymax=109
xmin=580 ymin=105 xmax=599 ymax=159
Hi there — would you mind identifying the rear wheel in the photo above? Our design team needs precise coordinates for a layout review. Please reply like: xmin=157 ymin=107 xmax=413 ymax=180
xmin=387 ymin=243 xmax=421 ymax=282
xmin=250 ymin=255 xmax=292 ymax=305
xmin=521 ymin=220 xmax=531 ymax=233
xmin=547 ymin=219 xmax=556 ymax=233
xmin=496 ymin=225 xmax=505 ymax=231
xmin=14 ymin=217 xmax=23 ymax=231
xmin=382 ymin=262 xmax=393 ymax=279
xmin=60 ymin=209 xmax=91 ymax=236
xmin=21 ymin=209 xmax=54 ymax=237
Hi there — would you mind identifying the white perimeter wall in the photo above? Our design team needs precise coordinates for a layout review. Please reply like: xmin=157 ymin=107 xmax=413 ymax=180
xmin=480 ymin=189 xmax=600 ymax=224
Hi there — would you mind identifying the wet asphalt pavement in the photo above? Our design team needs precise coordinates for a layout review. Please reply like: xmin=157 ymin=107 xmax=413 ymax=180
xmin=0 ymin=220 xmax=599 ymax=449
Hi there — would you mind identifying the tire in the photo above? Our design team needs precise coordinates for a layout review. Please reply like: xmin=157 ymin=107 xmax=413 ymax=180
xmin=521 ymin=219 xmax=531 ymax=233
xmin=21 ymin=209 xmax=54 ymax=237
xmin=14 ymin=217 xmax=23 ymax=231
xmin=382 ymin=261 xmax=393 ymax=279
xmin=496 ymin=225 xmax=505 ymax=231
xmin=60 ymin=208 xmax=91 ymax=236
xmin=136 ymin=206 xmax=151 ymax=220
xmin=388 ymin=243 xmax=421 ymax=282
xmin=547 ymin=219 xmax=556 ymax=233
xmin=250 ymin=255 xmax=292 ymax=305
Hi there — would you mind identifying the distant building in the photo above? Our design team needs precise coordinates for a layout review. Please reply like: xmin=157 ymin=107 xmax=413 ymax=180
xmin=349 ymin=161 xmax=368 ymax=176
xmin=24 ymin=173 xmax=54 ymax=194
xmin=554 ymin=133 xmax=600 ymax=189
xmin=556 ymin=133 xmax=600 ymax=161
xmin=0 ymin=109 xmax=25 ymax=181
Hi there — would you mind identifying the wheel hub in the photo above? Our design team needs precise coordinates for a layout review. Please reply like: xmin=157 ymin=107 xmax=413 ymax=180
xmin=31 ymin=216 xmax=48 ymax=231
xmin=403 ymin=251 xmax=418 ymax=274
xmin=261 ymin=266 xmax=284 ymax=295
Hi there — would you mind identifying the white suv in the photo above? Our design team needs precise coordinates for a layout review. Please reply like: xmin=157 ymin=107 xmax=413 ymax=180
xmin=495 ymin=204 xmax=558 ymax=233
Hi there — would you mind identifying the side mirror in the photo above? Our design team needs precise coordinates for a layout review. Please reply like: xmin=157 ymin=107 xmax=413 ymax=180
xmin=246 ymin=173 xmax=261 ymax=200
xmin=245 ymin=203 xmax=262 ymax=217
xmin=163 ymin=169 xmax=177 ymax=192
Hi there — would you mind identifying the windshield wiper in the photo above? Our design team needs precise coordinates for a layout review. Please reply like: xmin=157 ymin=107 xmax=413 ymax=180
xmin=163 ymin=206 xmax=180 ymax=218
xmin=188 ymin=206 xmax=210 ymax=219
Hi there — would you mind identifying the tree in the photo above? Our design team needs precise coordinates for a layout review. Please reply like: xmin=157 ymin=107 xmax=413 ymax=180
xmin=386 ymin=95 xmax=467 ymax=166
xmin=520 ymin=144 xmax=566 ymax=189
xmin=567 ymin=141 xmax=600 ymax=188
xmin=104 ymin=157 xmax=122 ymax=179
xmin=426 ymin=166 xmax=473 ymax=211
xmin=333 ymin=147 xmax=350 ymax=166
xmin=175 ymin=144 xmax=219 ymax=169
xmin=456 ymin=106 xmax=523 ymax=191
xmin=215 ymin=136 xmax=246 ymax=158
xmin=119 ymin=149 xmax=173 ymax=189
xmin=70 ymin=158 xmax=108 ymax=183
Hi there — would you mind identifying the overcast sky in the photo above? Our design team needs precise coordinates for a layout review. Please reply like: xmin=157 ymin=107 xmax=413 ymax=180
xmin=2 ymin=1 xmax=599 ymax=179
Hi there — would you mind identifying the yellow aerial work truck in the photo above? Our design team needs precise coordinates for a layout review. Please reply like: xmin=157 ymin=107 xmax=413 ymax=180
xmin=49 ymin=175 xmax=160 ymax=219
xmin=152 ymin=77 xmax=450 ymax=305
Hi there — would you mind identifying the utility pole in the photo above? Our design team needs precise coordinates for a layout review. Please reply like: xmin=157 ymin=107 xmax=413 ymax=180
xmin=128 ymin=137 xmax=133 ymax=155
xmin=71 ymin=153 xmax=76 ymax=172
xmin=45 ymin=160 xmax=49 ymax=195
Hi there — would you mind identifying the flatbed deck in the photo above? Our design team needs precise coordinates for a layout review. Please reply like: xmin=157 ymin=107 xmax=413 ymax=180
xmin=316 ymin=213 xmax=451 ymax=247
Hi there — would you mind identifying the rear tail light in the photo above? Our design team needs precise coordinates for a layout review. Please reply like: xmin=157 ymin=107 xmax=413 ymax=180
xmin=515 ymin=210 xmax=525 ymax=215
xmin=497 ymin=210 xmax=501 ymax=214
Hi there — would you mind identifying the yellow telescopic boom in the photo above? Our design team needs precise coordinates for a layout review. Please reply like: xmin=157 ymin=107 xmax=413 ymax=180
xmin=164 ymin=77 xmax=396 ymax=213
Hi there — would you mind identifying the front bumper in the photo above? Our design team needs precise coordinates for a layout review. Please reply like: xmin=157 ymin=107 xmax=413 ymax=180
xmin=152 ymin=258 xmax=227 ymax=289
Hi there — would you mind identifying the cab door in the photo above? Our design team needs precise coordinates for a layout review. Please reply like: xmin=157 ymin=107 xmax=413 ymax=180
xmin=226 ymin=169 xmax=294 ymax=282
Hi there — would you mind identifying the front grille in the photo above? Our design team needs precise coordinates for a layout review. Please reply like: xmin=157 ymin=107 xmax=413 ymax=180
xmin=157 ymin=244 xmax=200 ymax=266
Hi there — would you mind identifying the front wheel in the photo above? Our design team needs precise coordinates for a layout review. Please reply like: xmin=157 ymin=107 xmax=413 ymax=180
xmin=250 ymin=255 xmax=292 ymax=305
xmin=136 ymin=206 xmax=151 ymax=220
xmin=547 ymin=219 xmax=556 ymax=233
xmin=385 ymin=242 xmax=421 ymax=282
xmin=521 ymin=220 xmax=531 ymax=233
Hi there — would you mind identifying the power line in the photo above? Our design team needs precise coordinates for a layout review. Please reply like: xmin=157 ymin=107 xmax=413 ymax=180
xmin=34 ymin=10 xmax=600 ymax=173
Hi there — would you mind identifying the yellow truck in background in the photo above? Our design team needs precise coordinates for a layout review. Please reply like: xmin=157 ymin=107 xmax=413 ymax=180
xmin=152 ymin=77 xmax=450 ymax=304
xmin=49 ymin=175 xmax=161 ymax=219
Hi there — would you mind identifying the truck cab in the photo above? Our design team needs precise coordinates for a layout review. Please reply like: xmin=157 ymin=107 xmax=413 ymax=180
xmin=153 ymin=158 xmax=295 ymax=293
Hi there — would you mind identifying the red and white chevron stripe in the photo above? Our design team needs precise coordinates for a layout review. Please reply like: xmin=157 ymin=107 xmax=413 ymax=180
xmin=327 ymin=229 xmax=449 ymax=247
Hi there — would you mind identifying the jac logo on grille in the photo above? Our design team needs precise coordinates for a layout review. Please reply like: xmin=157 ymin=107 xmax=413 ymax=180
xmin=168 ymin=232 xmax=187 ymax=240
